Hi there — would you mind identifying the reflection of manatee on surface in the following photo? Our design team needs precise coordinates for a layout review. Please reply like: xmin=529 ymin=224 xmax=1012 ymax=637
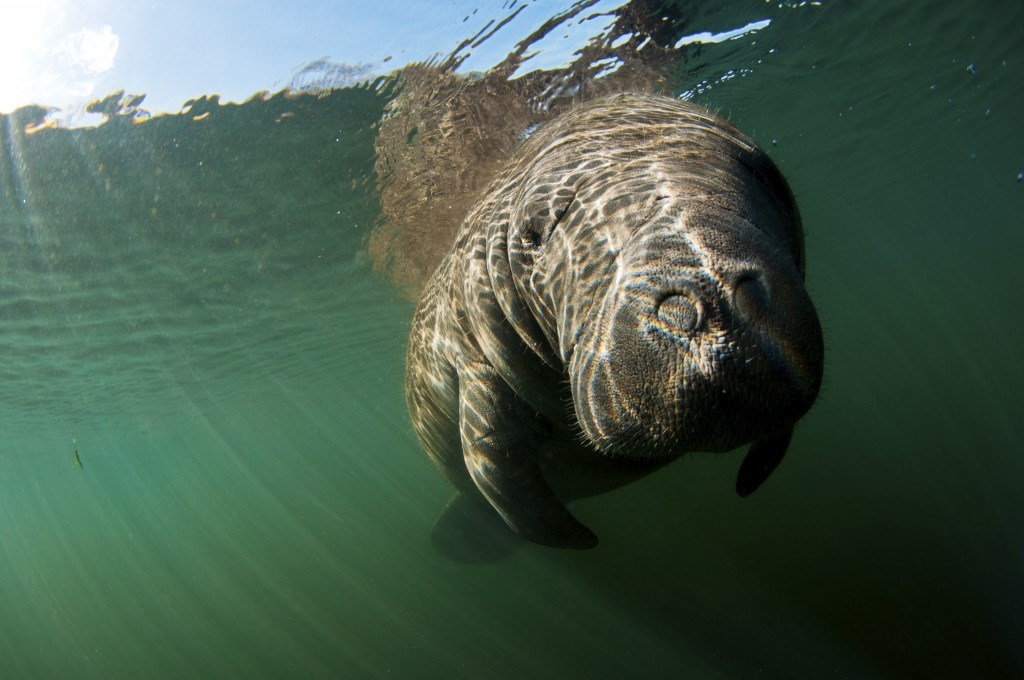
xmin=404 ymin=93 xmax=824 ymax=553
xmin=369 ymin=1 xmax=685 ymax=296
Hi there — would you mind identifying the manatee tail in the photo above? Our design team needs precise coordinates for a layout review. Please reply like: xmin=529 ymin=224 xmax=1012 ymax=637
xmin=430 ymin=493 xmax=523 ymax=563
xmin=736 ymin=428 xmax=792 ymax=497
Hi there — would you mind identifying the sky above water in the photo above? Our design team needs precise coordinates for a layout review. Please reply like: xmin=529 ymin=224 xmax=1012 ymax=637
xmin=0 ymin=0 xmax=637 ymax=116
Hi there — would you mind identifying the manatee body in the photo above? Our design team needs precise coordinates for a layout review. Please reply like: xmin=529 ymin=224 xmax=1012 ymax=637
xmin=405 ymin=93 xmax=824 ymax=549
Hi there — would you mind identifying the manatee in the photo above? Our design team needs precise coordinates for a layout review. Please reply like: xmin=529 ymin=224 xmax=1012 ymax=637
xmin=405 ymin=92 xmax=824 ymax=551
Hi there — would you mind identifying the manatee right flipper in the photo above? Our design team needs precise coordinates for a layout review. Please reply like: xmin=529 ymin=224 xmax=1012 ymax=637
xmin=736 ymin=428 xmax=793 ymax=497
xmin=457 ymin=359 xmax=598 ymax=549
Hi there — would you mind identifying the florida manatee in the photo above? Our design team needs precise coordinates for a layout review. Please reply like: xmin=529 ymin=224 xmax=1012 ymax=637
xmin=405 ymin=92 xmax=824 ymax=550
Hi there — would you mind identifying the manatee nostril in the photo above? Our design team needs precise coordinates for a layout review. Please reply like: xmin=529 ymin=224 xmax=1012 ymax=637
xmin=733 ymin=276 xmax=769 ymax=323
xmin=656 ymin=294 xmax=701 ymax=333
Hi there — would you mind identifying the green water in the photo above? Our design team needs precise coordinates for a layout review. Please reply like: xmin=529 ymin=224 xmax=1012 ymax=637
xmin=2 ymin=1 xmax=1023 ymax=678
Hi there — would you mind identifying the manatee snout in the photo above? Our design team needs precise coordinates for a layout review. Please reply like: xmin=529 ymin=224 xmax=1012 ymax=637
xmin=572 ymin=221 xmax=823 ymax=458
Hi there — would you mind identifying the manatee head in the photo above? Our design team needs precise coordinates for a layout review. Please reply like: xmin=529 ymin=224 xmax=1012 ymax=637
xmin=502 ymin=94 xmax=823 ymax=480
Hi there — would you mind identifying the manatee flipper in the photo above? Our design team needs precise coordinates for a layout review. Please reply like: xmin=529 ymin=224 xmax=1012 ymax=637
xmin=736 ymin=428 xmax=793 ymax=497
xmin=458 ymin=360 xmax=598 ymax=549
xmin=430 ymin=493 xmax=523 ymax=562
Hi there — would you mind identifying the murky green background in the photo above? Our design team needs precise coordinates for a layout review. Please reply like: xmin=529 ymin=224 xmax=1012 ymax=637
xmin=2 ymin=1 xmax=1022 ymax=677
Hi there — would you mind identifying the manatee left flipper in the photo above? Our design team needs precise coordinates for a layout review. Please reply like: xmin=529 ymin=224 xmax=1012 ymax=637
xmin=736 ymin=427 xmax=793 ymax=497
xmin=430 ymin=493 xmax=523 ymax=563
xmin=458 ymin=360 xmax=598 ymax=549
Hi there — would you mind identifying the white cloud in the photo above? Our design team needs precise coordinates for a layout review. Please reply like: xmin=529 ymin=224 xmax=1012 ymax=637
xmin=0 ymin=11 xmax=120 ymax=113
xmin=59 ymin=25 xmax=119 ymax=74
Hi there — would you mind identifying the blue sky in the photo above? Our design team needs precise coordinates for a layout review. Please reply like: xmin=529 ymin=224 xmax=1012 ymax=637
xmin=0 ymin=0 xmax=632 ymax=117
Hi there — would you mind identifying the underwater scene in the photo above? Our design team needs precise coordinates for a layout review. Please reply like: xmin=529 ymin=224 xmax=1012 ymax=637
xmin=1 ymin=1 xmax=1022 ymax=677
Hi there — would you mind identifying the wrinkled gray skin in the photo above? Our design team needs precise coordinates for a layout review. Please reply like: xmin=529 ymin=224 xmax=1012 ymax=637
xmin=405 ymin=93 xmax=824 ymax=549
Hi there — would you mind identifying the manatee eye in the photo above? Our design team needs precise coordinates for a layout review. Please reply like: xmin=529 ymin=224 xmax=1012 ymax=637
xmin=519 ymin=192 xmax=574 ymax=250
xmin=520 ymin=216 xmax=545 ymax=249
